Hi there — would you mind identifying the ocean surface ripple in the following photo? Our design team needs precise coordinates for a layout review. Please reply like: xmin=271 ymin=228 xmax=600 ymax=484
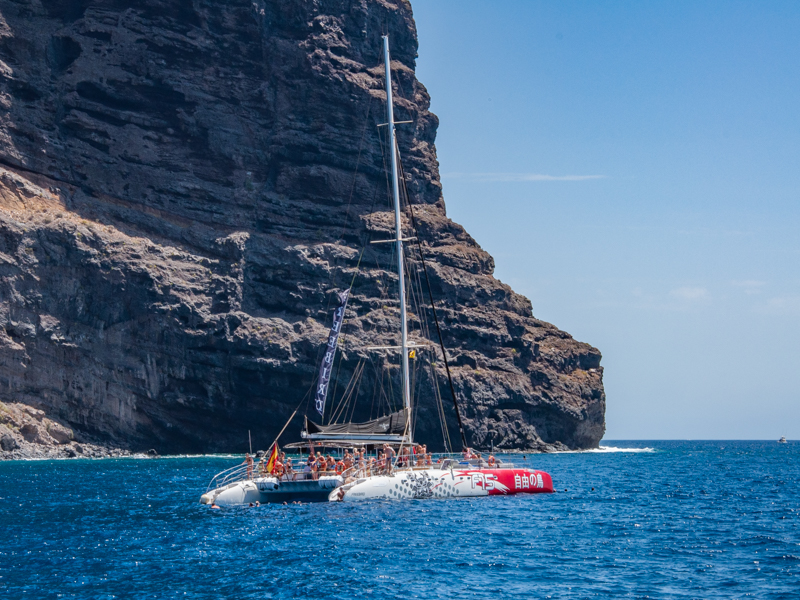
xmin=1 ymin=440 xmax=798 ymax=599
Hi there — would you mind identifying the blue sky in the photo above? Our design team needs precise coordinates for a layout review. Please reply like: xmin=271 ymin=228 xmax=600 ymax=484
xmin=410 ymin=0 xmax=800 ymax=439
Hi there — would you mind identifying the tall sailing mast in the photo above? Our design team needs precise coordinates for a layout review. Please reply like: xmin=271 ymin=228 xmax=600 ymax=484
xmin=382 ymin=36 xmax=412 ymax=434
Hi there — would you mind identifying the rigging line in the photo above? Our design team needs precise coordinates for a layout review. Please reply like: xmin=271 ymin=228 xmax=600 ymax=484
xmin=330 ymin=358 xmax=365 ymax=425
xmin=430 ymin=357 xmax=451 ymax=453
xmin=345 ymin=360 xmax=367 ymax=425
xmin=317 ymin=150 xmax=385 ymax=422
xmin=368 ymin=356 xmax=380 ymax=421
xmin=334 ymin=99 xmax=373 ymax=245
xmin=337 ymin=359 xmax=365 ymax=423
xmin=395 ymin=140 xmax=469 ymax=450
xmin=341 ymin=360 xmax=367 ymax=415
xmin=325 ymin=241 xmax=369 ymax=424
xmin=267 ymin=407 xmax=299 ymax=452
xmin=328 ymin=357 xmax=361 ymax=425
xmin=302 ymin=99 xmax=380 ymax=410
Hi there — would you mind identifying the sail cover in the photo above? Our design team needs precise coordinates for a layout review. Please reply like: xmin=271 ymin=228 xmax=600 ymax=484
xmin=314 ymin=289 xmax=350 ymax=416
xmin=305 ymin=409 xmax=408 ymax=437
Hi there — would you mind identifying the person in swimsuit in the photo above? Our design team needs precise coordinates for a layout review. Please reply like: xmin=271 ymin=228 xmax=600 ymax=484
xmin=243 ymin=453 xmax=254 ymax=479
xmin=384 ymin=444 xmax=396 ymax=474
xmin=307 ymin=454 xmax=318 ymax=480
xmin=357 ymin=451 xmax=366 ymax=475
xmin=285 ymin=456 xmax=296 ymax=480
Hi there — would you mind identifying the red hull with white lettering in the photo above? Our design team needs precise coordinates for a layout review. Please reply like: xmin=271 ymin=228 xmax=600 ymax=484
xmin=440 ymin=468 xmax=554 ymax=496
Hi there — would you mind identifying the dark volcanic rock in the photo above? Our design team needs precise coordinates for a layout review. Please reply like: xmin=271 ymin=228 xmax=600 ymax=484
xmin=0 ymin=0 xmax=605 ymax=454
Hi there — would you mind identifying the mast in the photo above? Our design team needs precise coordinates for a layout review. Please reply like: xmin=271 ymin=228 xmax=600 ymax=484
xmin=383 ymin=35 xmax=412 ymax=435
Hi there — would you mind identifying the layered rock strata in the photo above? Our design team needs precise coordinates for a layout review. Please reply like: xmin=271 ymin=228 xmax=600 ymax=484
xmin=0 ymin=0 xmax=605 ymax=455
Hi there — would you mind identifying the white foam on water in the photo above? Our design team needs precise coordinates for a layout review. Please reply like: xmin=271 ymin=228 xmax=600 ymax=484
xmin=590 ymin=446 xmax=655 ymax=453
xmin=544 ymin=445 xmax=656 ymax=454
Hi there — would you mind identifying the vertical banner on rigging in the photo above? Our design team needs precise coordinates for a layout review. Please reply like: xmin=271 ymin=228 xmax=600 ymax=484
xmin=315 ymin=289 xmax=350 ymax=416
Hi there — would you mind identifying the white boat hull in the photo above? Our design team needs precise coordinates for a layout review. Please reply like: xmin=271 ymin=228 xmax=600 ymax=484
xmin=201 ymin=475 xmax=343 ymax=506
xmin=329 ymin=466 xmax=553 ymax=502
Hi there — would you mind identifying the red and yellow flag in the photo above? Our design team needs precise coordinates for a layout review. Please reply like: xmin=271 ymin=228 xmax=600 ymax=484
xmin=266 ymin=443 xmax=279 ymax=474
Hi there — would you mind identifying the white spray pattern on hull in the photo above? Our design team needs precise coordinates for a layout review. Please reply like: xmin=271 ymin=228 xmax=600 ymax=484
xmin=330 ymin=467 xmax=547 ymax=502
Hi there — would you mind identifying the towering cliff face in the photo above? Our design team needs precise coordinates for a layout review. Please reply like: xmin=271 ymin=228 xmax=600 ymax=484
xmin=0 ymin=0 xmax=605 ymax=455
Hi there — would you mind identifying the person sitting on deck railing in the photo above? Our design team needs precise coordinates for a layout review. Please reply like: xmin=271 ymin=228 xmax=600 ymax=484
xmin=425 ymin=452 xmax=433 ymax=467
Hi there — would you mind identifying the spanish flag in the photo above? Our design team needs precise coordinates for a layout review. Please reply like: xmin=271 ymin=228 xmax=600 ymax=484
xmin=266 ymin=443 xmax=279 ymax=474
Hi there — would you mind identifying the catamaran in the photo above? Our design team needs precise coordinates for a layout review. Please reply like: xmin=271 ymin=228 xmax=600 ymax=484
xmin=199 ymin=36 xmax=554 ymax=506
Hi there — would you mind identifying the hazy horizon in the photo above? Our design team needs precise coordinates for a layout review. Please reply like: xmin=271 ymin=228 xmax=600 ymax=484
xmin=412 ymin=1 xmax=800 ymax=440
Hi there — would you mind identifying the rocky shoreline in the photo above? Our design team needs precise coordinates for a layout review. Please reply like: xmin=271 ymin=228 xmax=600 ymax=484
xmin=0 ymin=392 xmax=570 ymax=461
xmin=0 ymin=400 xmax=141 ymax=460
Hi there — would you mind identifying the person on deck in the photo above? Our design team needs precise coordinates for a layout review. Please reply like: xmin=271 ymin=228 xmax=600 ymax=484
xmin=318 ymin=455 xmax=328 ymax=475
xmin=285 ymin=456 xmax=296 ymax=480
xmin=273 ymin=457 xmax=284 ymax=479
xmin=384 ymin=444 xmax=396 ymax=474
xmin=243 ymin=453 xmax=254 ymax=479
xmin=357 ymin=451 xmax=366 ymax=475
xmin=307 ymin=454 xmax=318 ymax=480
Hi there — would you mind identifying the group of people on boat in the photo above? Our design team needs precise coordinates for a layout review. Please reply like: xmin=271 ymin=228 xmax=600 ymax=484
xmin=240 ymin=444 xmax=500 ymax=482
xmin=462 ymin=447 xmax=497 ymax=466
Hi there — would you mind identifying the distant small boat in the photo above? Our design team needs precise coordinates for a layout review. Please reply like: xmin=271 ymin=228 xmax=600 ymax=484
xmin=778 ymin=436 xmax=787 ymax=444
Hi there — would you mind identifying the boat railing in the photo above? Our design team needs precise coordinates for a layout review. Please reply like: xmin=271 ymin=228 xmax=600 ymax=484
xmin=206 ymin=453 xmax=517 ymax=490
xmin=206 ymin=462 xmax=251 ymax=491
xmin=206 ymin=462 xmax=348 ymax=491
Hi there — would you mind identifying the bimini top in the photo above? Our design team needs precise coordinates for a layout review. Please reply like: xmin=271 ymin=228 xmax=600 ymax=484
xmin=301 ymin=409 xmax=409 ymax=443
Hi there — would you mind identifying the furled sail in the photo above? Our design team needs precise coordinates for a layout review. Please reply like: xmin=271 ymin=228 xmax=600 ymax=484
xmin=304 ymin=409 xmax=408 ymax=438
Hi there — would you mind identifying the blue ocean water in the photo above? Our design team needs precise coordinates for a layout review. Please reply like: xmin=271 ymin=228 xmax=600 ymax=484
xmin=1 ymin=440 xmax=798 ymax=599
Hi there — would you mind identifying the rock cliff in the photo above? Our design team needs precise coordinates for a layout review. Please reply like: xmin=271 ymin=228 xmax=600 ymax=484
xmin=0 ymin=0 xmax=605 ymax=456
